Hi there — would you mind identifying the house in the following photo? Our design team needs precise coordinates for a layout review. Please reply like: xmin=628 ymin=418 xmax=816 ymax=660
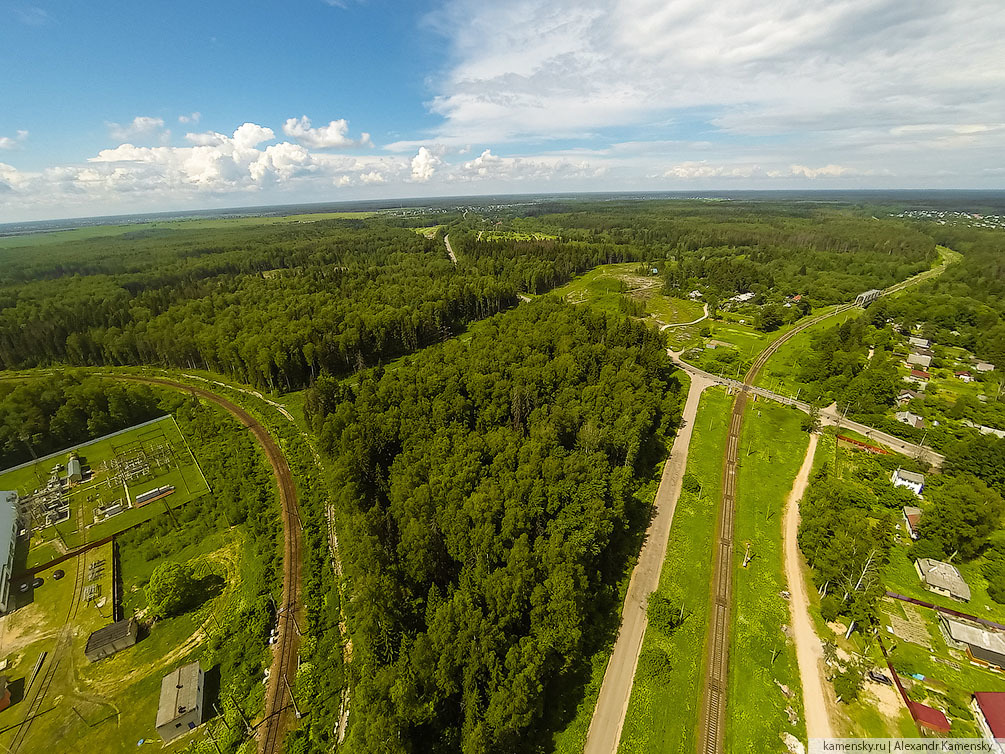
xmin=729 ymin=292 xmax=755 ymax=303
xmin=907 ymin=353 xmax=933 ymax=369
xmin=909 ymin=369 xmax=931 ymax=382
xmin=956 ymin=371 xmax=973 ymax=383
xmin=915 ymin=347 xmax=936 ymax=358
xmin=85 ymin=618 xmax=139 ymax=661
xmin=909 ymin=701 xmax=951 ymax=735
xmin=893 ymin=468 xmax=925 ymax=496
xmin=855 ymin=289 xmax=882 ymax=307
xmin=0 ymin=492 xmax=17 ymax=615
xmin=909 ymin=336 xmax=932 ymax=349
xmin=917 ymin=558 xmax=971 ymax=601
xmin=977 ymin=362 xmax=996 ymax=373
xmin=897 ymin=389 xmax=921 ymax=406
xmin=895 ymin=411 xmax=925 ymax=429
xmin=688 ymin=290 xmax=703 ymax=300
xmin=973 ymin=692 xmax=1005 ymax=753
xmin=156 ymin=662 xmax=205 ymax=742
xmin=903 ymin=506 xmax=923 ymax=539
xmin=941 ymin=617 xmax=1005 ymax=668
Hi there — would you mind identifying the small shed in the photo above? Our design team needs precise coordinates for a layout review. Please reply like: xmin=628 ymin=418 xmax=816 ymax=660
xmin=942 ymin=617 xmax=1005 ymax=669
xmin=85 ymin=618 xmax=138 ymax=662
xmin=909 ymin=336 xmax=931 ymax=349
xmin=157 ymin=662 xmax=205 ymax=742
xmin=977 ymin=362 xmax=996 ymax=373
xmin=67 ymin=455 xmax=82 ymax=483
xmin=956 ymin=371 xmax=973 ymax=383
xmin=0 ymin=675 xmax=10 ymax=713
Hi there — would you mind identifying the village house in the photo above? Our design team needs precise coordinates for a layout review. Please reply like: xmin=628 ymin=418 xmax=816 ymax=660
xmin=895 ymin=411 xmax=925 ymax=430
xmin=956 ymin=370 xmax=973 ymax=383
xmin=942 ymin=617 xmax=1005 ymax=667
xmin=893 ymin=468 xmax=925 ymax=496
xmin=909 ymin=336 xmax=931 ymax=349
xmin=973 ymin=692 xmax=1005 ymax=753
xmin=907 ymin=353 xmax=933 ymax=369
xmin=977 ymin=361 xmax=996 ymax=373
xmin=902 ymin=505 xmax=923 ymax=538
xmin=917 ymin=558 xmax=971 ymax=601
xmin=896 ymin=389 xmax=921 ymax=406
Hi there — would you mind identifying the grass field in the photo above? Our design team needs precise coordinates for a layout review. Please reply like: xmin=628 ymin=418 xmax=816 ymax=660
xmin=0 ymin=528 xmax=253 ymax=753
xmin=0 ymin=211 xmax=377 ymax=250
xmin=618 ymin=387 xmax=733 ymax=754
xmin=481 ymin=230 xmax=558 ymax=241
xmin=0 ymin=415 xmax=210 ymax=568
xmin=726 ymin=399 xmax=809 ymax=752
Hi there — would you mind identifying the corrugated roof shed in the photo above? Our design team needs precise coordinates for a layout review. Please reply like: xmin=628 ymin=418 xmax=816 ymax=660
xmin=157 ymin=662 xmax=201 ymax=728
xmin=85 ymin=619 xmax=134 ymax=654
xmin=909 ymin=701 xmax=951 ymax=732
xmin=918 ymin=558 xmax=971 ymax=600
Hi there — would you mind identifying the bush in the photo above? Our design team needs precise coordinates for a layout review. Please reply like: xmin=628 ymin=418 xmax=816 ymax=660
xmin=146 ymin=562 xmax=197 ymax=619
xmin=820 ymin=594 xmax=841 ymax=623
xmin=833 ymin=668 xmax=863 ymax=703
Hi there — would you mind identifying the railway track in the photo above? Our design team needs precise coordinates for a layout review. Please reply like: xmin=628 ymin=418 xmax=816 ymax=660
xmin=6 ymin=550 xmax=86 ymax=752
xmin=107 ymin=376 xmax=303 ymax=754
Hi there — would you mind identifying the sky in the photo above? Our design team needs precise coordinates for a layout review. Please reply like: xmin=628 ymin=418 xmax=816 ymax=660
xmin=1 ymin=0 xmax=1003 ymax=221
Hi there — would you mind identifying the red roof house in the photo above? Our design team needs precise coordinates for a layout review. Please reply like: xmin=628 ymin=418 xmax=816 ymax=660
xmin=973 ymin=692 xmax=1005 ymax=741
xmin=910 ymin=369 xmax=931 ymax=380
xmin=909 ymin=701 xmax=951 ymax=734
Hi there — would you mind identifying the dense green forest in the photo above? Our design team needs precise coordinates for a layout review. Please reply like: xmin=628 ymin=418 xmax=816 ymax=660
xmin=305 ymin=300 xmax=683 ymax=753
xmin=0 ymin=202 xmax=938 ymax=392
xmin=0 ymin=372 xmax=162 ymax=468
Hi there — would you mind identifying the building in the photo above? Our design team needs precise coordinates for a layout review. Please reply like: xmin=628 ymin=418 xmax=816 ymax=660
xmin=973 ymin=692 xmax=1005 ymax=753
xmin=909 ymin=701 xmax=951 ymax=735
xmin=84 ymin=618 xmax=138 ymax=661
xmin=892 ymin=468 xmax=925 ymax=496
xmin=977 ymin=362 xmax=996 ymax=373
xmin=897 ymin=389 xmax=921 ymax=406
xmin=907 ymin=353 xmax=933 ymax=369
xmin=688 ymin=290 xmax=702 ymax=300
xmin=0 ymin=491 xmax=18 ymax=615
xmin=917 ymin=558 xmax=971 ymax=601
xmin=156 ymin=662 xmax=205 ymax=742
xmin=0 ymin=675 xmax=10 ymax=713
xmin=941 ymin=617 xmax=1005 ymax=668
xmin=728 ymin=292 xmax=755 ymax=303
xmin=909 ymin=336 xmax=932 ymax=349
xmin=903 ymin=506 xmax=923 ymax=539
xmin=908 ymin=369 xmax=931 ymax=382
xmin=956 ymin=371 xmax=973 ymax=383
xmin=855 ymin=289 xmax=882 ymax=307
xmin=895 ymin=411 xmax=925 ymax=429
xmin=67 ymin=455 xmax=82 ymax=483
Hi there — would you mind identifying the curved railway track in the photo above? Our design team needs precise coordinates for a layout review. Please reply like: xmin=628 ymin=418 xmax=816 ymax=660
xmin=108 ymin=376 xmax=302 ymax=754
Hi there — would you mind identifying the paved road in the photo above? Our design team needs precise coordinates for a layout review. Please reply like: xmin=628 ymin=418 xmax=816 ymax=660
xmin=782 ymin=433 xmax=835 ymax=740
xmin=584 ymin=372 xmax=716 ymax=754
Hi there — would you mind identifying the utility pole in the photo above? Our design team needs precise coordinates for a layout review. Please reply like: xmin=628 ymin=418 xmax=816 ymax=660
xmin=231 ymin=696 xmax=254 ymax=736
xmin=285 ymin=675 xmax=303 ymax=719
xmin=204 ymin=726 xmax=222 ymax=754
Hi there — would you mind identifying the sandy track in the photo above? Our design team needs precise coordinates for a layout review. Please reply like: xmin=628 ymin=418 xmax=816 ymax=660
xmin=782 ymin=432 xmax=834 ymax=741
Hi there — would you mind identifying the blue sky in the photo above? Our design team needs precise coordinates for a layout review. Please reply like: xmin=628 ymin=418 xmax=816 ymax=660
xmin=1 ymin=0 xmax=1003 ymax=221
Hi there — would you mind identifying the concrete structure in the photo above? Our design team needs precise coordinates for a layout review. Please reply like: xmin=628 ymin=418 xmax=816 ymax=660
xmin=917 ymin=558 xmax=971 ymax=601
xmin=892 ymin=468 xmax=925 ymax=496
xmin=84 ymin=618 xmax=138 ymax=661
xmin=0 ymin=491 xmax=18 ymax=615
xmin=156 ymin=662 xmax=205 ymax=741
xmin=895 ymin=411 xmax=925 ymax=430
xmin=977 ymin=362 xmax=996 ymax=373
xmin=973 ymin=692 xmax=1005 ymax=753
xmin=855 ymin=289 xmax=882 ymax=307
xmin=903 ymin=506 xmax=922 ymax=539
xmin=906 ymin=353 xmax=932 ymax=369
xmin=67 ymin=455 xmax=82 ymax=483
xmin=909 ymin=336 xmax=931 ymax=349
xmin=942 ymin=617 xmax=1005 ymax=668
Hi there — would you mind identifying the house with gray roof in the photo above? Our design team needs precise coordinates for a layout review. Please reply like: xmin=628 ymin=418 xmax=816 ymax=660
xmin=916 ymin=558 xmax=971 ymax=602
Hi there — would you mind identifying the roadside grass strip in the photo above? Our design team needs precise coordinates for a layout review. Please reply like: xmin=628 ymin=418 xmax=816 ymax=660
xmin=726 ymin=399 xmax=809 ymax=752
xmin=617 ymin=387 xmax=733 ymax=754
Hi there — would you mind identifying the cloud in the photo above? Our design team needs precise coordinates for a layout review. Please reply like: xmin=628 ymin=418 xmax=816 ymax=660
xmin=359 ymin=170 xmax=386 ymax=184
xmin=0 ymin=130 xmax=29 ymax=150
xmin=410 ymin=147 xmax=442 ymax=181
xmin=107 ymin=116 xmax=169 ymax=143
xmin=13 ymin=5 xmax=50 ymax=25
xmin=178 ymin=112 xmax=202 ymax=124
xmin=282 ymin=116 xmax=372 ymax=148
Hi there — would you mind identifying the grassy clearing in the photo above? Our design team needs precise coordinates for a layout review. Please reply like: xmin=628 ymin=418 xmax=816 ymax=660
xmin=617 ymin=387 xmax=733 ymax=754
xmin=726 ymin=399 xmax=809 ymax=751
xmin=481 ymin=230 xmax=558 ymax=241
xmin=0 ymin=415 xmax=210 ymax=567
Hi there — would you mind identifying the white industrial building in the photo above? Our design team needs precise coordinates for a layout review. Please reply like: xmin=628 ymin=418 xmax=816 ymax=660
xmin=0 ymin=492 xmax=19 ymax=615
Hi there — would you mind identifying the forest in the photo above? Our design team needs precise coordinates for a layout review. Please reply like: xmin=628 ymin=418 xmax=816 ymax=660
xmin=0 ymin=372 xmax=162 ymax=468
xmin=305 ymin=300 xmax=683 ymax=753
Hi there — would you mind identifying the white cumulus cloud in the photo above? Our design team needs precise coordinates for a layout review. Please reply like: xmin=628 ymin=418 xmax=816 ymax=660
xmin=410 ymin=147 xmax=442 ymax=181
xmin=0 ymin=130 xmax=29 ymax=150
xmin=178 ymin=112 xmax=202 ymax=124
xmin=107 ymin=116 xmax=168 ymax=142
xmin=282 ymin=116 xmax=372 ymax=149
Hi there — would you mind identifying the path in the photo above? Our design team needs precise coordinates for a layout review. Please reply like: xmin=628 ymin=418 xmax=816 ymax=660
xmin=444 ymin=234 xmax=457 ymax=265
xmin=782 ymin=432 xmax=834 ymax=741
xmin=583 ymin=372 xmax=715 ymax=754
xmin=660 ymin=302 xmax=710 ymax=331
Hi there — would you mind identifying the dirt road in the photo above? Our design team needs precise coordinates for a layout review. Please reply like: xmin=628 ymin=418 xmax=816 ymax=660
xmin=584 ymin=372 xmax=715 ymax=754
xmin=444 ymin=234 xmax=458 ymax=265
xmin=783 ymin=432 xmax=834 ymax=741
